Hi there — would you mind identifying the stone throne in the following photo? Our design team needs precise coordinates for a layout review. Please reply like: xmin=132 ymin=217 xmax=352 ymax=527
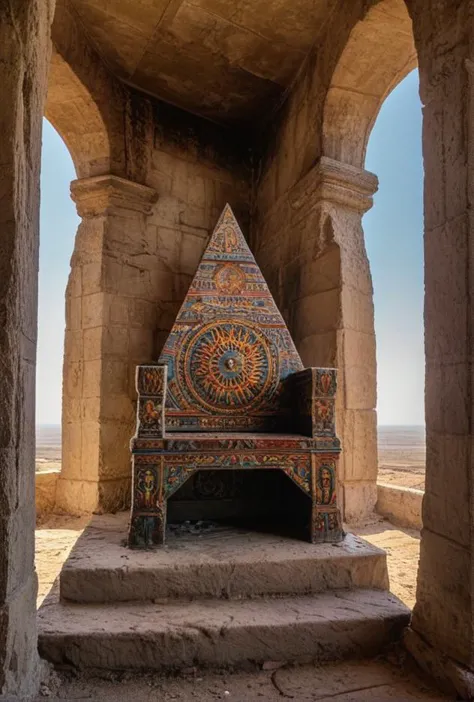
xmin=129 ymin=205 xmax=343 ymax=547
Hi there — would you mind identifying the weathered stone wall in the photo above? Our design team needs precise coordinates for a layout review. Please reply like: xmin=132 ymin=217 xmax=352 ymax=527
xmin=250 ymin=1 xmax=415 ymax=522
xmin=0 ymin=0 xmax=55 ymax=697
xmin=376 ymin=484 xmax=423 ymax=530
xmin=402 ymin=0 xmax=474 ymax=693
xmin=56 ymin=86 xmax=251 ymax=514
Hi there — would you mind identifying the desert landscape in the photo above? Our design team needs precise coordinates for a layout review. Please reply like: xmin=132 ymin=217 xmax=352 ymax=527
xmin=35 ymin=424 xmax=426 ymax=488
xmin=377 ymin=425 xmax=425 ymax=490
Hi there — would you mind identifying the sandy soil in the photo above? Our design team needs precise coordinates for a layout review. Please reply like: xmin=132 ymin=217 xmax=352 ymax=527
xmin=36 ymin=657 xmax=448 ymax=701
xmin=354 ymin=518 xmax=420 ymax=609
xmin=377 ymin=426 xmax=426 ymax=490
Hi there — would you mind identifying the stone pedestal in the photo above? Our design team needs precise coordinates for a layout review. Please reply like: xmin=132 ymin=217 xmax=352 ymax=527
xmin=56 ymin=175 xmax=158 ymax=514
xmin=268 ymin=157 xmax=379 ymax=522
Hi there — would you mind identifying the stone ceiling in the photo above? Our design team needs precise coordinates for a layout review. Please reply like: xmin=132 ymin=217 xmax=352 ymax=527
xmin=69 ymin=0 xmax=337 ymax=124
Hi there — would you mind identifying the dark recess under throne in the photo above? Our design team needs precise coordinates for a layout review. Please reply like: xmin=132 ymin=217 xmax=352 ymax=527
xmin=128 ymin=205 xmax=343 ymax=547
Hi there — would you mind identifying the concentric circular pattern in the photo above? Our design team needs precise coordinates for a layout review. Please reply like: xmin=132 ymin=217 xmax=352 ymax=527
xmin=182 ymin=320 xmax=278 ymax=413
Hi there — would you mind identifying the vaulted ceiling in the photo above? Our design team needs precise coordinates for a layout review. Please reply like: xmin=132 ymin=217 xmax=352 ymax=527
xmin=69 ymin=0 xmax=337 ymax=123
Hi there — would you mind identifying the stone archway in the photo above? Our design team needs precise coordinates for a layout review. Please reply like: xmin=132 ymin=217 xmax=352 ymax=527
xmin=315 ymin=0 xmax=417 ymax=521
xmin=322 ymin=0 xmax=417 ymax=169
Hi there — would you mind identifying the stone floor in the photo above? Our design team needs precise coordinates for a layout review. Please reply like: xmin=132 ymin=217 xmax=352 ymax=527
xmin=35 ymin=657 xmax=450 ymax=700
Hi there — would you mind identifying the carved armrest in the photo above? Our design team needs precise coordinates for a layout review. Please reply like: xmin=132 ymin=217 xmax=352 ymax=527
xmin=134 ymin=364 xmax=168 ymax=438
xmin=289 ymin=367 xmax=338 ymax=440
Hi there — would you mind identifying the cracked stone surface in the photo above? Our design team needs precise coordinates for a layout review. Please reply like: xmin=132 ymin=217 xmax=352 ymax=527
xmin=38 ymin=588 xmax=409 ymax=670
xmin=58 ymin=512 xmax=389 ymax=603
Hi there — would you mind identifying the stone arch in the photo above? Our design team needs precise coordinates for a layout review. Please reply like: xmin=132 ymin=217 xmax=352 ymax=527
xmin=45 ymin=47 xmax=111 ymax=178
xmin=322 ymin=0 xmax=417 ymax=168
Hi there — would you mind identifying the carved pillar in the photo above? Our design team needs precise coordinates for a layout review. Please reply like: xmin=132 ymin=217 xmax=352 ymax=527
xmin=56 ymin=175 xmax=158 ymax=514
xmin=402 ymin=1 xmax=474 ymax=697
xmin=0 ymin=0 xmax=55 ymax=696
xmin=281 ymin=157 xmax=379 ymax=522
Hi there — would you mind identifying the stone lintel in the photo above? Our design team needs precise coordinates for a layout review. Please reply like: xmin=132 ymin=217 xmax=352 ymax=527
xmin=289 ymin=156 xmax=379 ymax=214
xmin=71 ymin=175 xmax=158 ymax=218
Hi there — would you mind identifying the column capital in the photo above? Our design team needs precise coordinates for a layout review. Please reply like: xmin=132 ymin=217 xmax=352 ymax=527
xmin=70 ymin=175 xmax=158 ymax=218
xmin=289 ymin=157 xmax=379 ymax=214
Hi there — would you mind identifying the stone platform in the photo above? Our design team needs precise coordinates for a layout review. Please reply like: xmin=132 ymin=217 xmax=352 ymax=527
xmin=59 ymin=513 xmax=389 ymax=602
xmin=38 ymin=513 xmax=410 ymax=672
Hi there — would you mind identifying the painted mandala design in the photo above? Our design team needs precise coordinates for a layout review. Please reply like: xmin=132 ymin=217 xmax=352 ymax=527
xmin=181 ymin=320 xmax=278 ymax=413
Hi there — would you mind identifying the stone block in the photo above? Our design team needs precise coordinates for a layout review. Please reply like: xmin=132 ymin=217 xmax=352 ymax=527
xmin=65 ymin=295 xmax=82 ymax=332
xmin=131 ymin=299 xmax=158 ymax=329
xmin=341 ymin=287 xmax=374 ymax=335
xmin=80 ymin=261 xmax=103 ymax=296
xmin=61 ymin=423 xmax=83 ymax=480
xmin=129 ymin=328 xmax=154 ymax=359
xmin=101 ymin=393 xmax=134 ymax=422
xmin=297 ymin=331 xmax=338 ymax=368
xmin=55 ymin=478 xmax=101 ymax=516
xmin=412 ymin=528 xmax=472 ymax=668
xmin=83 ymin=327 xmax=103 ymax=362
xmin=82 ymin=360 xmax=102 ymax=399
xmin=422 ymin=103 xmax=445 ymax=231
xmin=80 ymin=422 xmax=101 ymax=481
xmin=36 ymin=470 xmax=59 ymax=518
xmin=0 ymin=574 xmax=40 ymax=698
xmin=424 ymin=217 xmax=469 ymax=363
xmin=297 ymin=247 xmax=341 ymax=298
xmin=376 ymin=484 xmax=423 ymax=530
xmin=342 ymin=330 xmax=376 ymax=410
xmin=38 ymin=589 xmax=409 ymax=671
xmin=293 ymin=289 xmax=341 ymax=340
xmin=187 ymin=173 xmax=207 ymax=208
xmin=343 ymin=481 xmax=377 ymax=523
xmin=341 ymin=409 xmax=377 ymax=482
xmin=82 ymin=293 xmax=107 ymax=330
xmin=180 ymin=232 xmax=207 ymax=275
xmin=98 ymin=477 xmax=131 ymax=513
xmin=99 ymin=421 xmax=134 ymax=480
xmin=66 ymin=266 xmax=82 ymax=299
xmin=426 ymin=362 xmax=470 ymax=435
xmin=103 ymin=326 xmax=129 ymax=357
xmin=64 ymin=330 xmax=83 ymax=363
xmin=103 ymin=359 xmax=129 ymax=396
xmin=157 ymin=226 xmax=180 ymax=272
xmin=63 ymin=362 xmax=83 ymax=400
xmin=62 ymin=397 xmax=82 ymax=423
xmin=109 ymin=296 xmax=131 ymax=325
xmin=59 ymin=514 xmax=389 ymax=603
xmin=422 ymin=432 xmax=470 ymax=548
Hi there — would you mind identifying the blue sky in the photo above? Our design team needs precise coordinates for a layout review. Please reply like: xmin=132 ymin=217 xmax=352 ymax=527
xmin=37 ymin=69 xmax=424 ymax=426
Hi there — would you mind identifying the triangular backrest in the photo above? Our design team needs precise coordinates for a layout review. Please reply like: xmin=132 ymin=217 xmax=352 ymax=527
xmin=158 ymin=204 xmax=303 ymax=432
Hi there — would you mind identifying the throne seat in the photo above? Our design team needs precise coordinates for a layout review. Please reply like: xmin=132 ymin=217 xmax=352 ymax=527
xmin=128 ymin=205 xmax=343 ymax=548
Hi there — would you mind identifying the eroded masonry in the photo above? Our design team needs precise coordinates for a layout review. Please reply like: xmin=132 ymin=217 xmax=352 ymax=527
xmin=1 ymin=0 xmax=473 ymax=699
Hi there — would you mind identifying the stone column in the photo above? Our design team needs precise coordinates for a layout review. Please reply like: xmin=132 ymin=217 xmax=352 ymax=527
xmin=283 ymin=157 xmax=379 ymax=522
xmin=403 ymin=1 xmax=474 ymax=697
xmin=0 ymin=0 xmax=54 ymax=697
xmin=56 ymin=175 xmax=158 ymax=514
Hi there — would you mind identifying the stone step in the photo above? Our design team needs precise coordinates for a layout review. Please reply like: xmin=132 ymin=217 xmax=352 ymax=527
xmin=60 ymin=513 xmax=389 ymax=603
xmin=38 ymin=589 xmax=410 ymax=671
